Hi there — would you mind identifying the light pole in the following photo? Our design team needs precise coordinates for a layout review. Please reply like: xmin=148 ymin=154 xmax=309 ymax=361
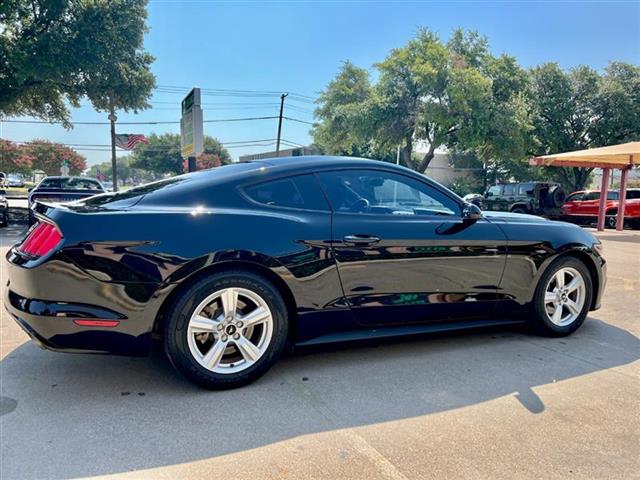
xmin=275 ymin=93 xmax=288 ymax=156
xmin=108 ymin=105 xmax=118 ymax=192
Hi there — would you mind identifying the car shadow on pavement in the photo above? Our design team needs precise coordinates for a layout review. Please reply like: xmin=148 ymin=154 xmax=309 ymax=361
xmin=0 ymin=317 xmax=637 ymax=479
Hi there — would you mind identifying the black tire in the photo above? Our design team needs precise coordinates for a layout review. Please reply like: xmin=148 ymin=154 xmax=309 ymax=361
xmin=530 ymin=257 xmax=592 ymax=337
xmin=547 ymin=185 xmax=566 ymax=208
xmin=511 ymin=207 xmax=528 ymax=214
xmin=605 ymin=210 xmax=618 ymax=229
xmin=164 ymin=270 xmax=289 ymax=389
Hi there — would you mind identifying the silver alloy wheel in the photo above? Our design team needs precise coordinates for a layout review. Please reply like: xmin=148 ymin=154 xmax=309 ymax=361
xmin=544 ymin=267 xmax=586 ymax=327
xmin=187 ymin=287 xmax=273 ymax=374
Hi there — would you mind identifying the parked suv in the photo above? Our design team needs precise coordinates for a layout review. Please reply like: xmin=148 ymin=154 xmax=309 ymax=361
xmin=562 ymin=188 xmax=640 ymax=229
xmin=482 ymin=181 xmax=565 ymax=217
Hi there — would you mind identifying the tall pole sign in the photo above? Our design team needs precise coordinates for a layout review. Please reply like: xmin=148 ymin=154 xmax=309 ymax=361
xmin=180 ymin=88 xmax=204 ymax=171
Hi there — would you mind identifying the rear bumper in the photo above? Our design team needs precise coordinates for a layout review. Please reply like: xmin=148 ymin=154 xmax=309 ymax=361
xmin=3 ymin=247 xmax=166 ymax=355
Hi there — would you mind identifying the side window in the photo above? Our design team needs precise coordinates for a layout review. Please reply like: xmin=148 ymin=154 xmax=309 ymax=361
xmin=626 ymin=190 xmax=640 ymax=199
xmin=518 ymin=183 xmax=534 ymax=196
xmin=503 ymin=184 xmax=516 ymax=195
xmin=566 ymin=192 xmax=584 ymax=202
xmin=487 ymin=185 xmax=502 ymax=196
xmin=607 ymin=191 xmax=619 ymax=200
xmin=584 ymin=192 xmax=599 ymax=201
xmin=317 ymin=170 xmax=459 ymax=216
xmin=244 ymin=174 xmax=329 ymax=211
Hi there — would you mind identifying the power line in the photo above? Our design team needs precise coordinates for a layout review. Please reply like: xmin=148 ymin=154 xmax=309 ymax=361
xmin=156 ymin=84 xmax=316 ymax=101
xmin=9 ymin=138 xmax=309 ymax=152
xmin=1 ymin=115 xmax=313 ymax=126
xmin=2 ymin=116 xmax=278 ymax=125
xmin=283 ymin=116 xmax=314 ymax=125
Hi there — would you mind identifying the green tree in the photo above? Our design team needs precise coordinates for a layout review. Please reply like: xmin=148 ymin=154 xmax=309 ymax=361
xmin=313 ymin=29 xmax=529 ymax=173
xmin=20 ymin=140 xmax=86 ymax=175
xmin=0 ymin=0 xmax=155 ymax=126
xmin=86 ymin=157 xmax=133 ymax=182
xmin=130 ymin=133 xmax=232 ymax=175
xmin=529 ymin=62 xmax=640 ymax=191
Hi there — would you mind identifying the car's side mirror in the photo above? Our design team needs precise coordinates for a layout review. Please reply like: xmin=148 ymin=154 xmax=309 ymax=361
xmin=484 ymin=191 xmax=492 ymax=198
xmin=462 ymin=203 xmax=482 ymax=220
xmin=0 ymin=189 xmax=5 ymax=195
xmin=27 ymin=187 xmax=33 ymax=192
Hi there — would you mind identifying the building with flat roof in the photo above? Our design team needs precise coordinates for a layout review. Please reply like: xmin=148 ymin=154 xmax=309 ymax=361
xmin=239 ymin=146 xmax=319 ymax=162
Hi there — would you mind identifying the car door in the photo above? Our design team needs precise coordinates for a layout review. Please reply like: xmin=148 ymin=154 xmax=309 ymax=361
xmin=563 ymin=192 xmax=585 ymax=217
xmin=579 ymin=191 xmax=600 ymax=216
xmin=501 ymin=183 xmax=517 ymax=210
xmin=483 ymin=185 xmax=502 ymax=211
xmin=316 ymin=168 xmax=508 ymax=327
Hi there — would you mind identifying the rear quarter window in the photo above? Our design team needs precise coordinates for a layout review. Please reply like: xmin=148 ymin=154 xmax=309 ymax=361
xmin=244 ymin=174 xmax=329 ymax=211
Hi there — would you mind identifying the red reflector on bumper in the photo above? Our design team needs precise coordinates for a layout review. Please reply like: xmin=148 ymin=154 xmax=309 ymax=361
xmin=73 ymin=319 xmax=120 ymax=327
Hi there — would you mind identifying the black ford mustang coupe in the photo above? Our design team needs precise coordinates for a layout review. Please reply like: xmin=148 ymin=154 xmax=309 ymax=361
xmin=5 ymin=157 xmax=606 ymax=389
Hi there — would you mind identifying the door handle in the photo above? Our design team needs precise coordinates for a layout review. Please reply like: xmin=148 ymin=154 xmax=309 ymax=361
xmin=343 ymin=234 xmax=380 ymax=245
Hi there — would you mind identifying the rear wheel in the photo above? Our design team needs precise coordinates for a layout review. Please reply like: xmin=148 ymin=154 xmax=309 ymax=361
xmin=511 ymin=207 xmax=528 ymax=214
xmin=605 ymin=210 xmax=618 ymax=229
xmin=530 ymin=257 xmax=592 ymax=337
xmin=164 ymin=271 xmax=289 ymax=389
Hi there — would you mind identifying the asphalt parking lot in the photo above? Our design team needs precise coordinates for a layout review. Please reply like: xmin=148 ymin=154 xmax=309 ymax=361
xmin=1 ymin=222 xmax=638 ymax=480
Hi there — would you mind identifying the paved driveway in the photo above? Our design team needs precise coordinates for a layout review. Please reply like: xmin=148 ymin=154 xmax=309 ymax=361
xmin=1 ymin=226 xmax=638 ymax=480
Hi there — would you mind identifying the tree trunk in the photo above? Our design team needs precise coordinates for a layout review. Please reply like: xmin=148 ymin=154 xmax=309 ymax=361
xmin=400 ymin=135 xmax=413 ymax=168
xmin=417 ymin=144 xmax=436 ymax=173
xmin=574 ymin=168 xmax=592 ymax=191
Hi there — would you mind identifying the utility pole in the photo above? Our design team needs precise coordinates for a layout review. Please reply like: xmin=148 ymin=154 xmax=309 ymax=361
xmin=275 ymin=93 xmax=288 ymax=156
xmin=108 ymin=102 xmax=118 ymax=192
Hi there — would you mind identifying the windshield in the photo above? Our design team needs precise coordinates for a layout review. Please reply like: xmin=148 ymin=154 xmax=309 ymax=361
xmin=38 ymin=177 xmax=103 ymax=191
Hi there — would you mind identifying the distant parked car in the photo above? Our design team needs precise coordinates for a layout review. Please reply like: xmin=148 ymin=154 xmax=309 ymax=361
xmin=0 ymin=172 xmax=6 ymax=188
xmin=562 ymin=188 xmax=640 ymax=229
xmin=0 ymin=189 xmax=8 ymax=227
xmin=482 ymin=181 xmax=565 ymax=218
xmin=6 ymin=174 xmax=24 ymax=188
xmin=101 ymin=181 xmax=114 ymax=192
xmin=462 ymin=193 xmax=483 ymax=206
xmin=28 ymin=176 xmax=105 ymax=225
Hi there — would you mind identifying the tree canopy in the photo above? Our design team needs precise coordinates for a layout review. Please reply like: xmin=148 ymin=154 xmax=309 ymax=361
xmin=528 ymin=62 xmax=640 ymax=190
xmin=313 ymin=29 xmax=530 ymax=172
xmin=0 ymin=0 xmax=155 ymax=126
xmin=1 ymin=139 xmax=86 ymax=175
xmin=313 ymin=28 xmax=640 ymax=192
xmin=130 ymin=133 xmax=232 ymax=175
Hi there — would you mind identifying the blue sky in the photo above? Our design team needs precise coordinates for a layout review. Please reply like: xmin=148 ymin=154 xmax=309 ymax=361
xmin=1 ymin=0 xmax=638 ymax=166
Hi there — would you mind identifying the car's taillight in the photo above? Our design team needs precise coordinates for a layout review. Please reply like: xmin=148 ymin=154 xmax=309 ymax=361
xmin=19 ymin=222 xmax=63 ymax=258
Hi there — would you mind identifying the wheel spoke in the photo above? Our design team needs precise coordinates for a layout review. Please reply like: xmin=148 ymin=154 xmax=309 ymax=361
xmin=239 ymin=306 xmax=270 ymax=328
xmin=554 ymin=271 xmax=565 ymax=288
xmin=544 ymin=291 xmax=556 ymax=304
xmin=551 ymin=305 xmax=564 ymax=324
xmin=220 ymin=289 xmax=238 ymax=317
xmin=566 ymin=299 xmax=580 ymax=315
xmin=235 ymin=336 xmax=261 ymax=362
xmin=202 ymin=340 xmax=227 ymax=370
xmin=565 ymin=275 xmax=584 ymax=293
xmin=190 ymin=315 xmax=220 ymax=332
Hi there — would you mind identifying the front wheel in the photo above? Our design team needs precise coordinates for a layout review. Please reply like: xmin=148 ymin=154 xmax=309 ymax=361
xmin=164 ymin=271 xmax=289 ymax=389
xmin=530 ymin=257 xmax=592 ymax=337
xmin=605 ymin=210 xmax=618 ymax=229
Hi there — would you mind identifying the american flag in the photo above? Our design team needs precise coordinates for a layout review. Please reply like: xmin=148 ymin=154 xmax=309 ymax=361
xmin=115 ymin=134 xmax=148 ymax=150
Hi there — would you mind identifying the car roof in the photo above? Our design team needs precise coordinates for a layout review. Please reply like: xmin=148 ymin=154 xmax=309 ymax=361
xmin=248 ymin=155 xmax=400 ymax=172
